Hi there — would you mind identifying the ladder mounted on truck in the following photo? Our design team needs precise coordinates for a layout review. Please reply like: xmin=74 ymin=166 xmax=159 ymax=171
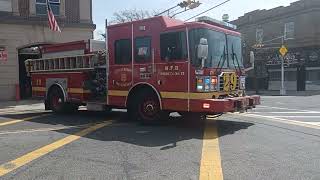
xmin=25 ymin=54 xmax=97 ymax=74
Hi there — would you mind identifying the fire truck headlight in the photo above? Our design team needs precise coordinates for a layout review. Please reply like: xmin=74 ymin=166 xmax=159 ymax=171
xmin=210 ymin=76 xmax=218 ymax=91
xmin=204 ymin=77 xmax=211 ymax=92
xmin=203 ymin=103 xmax=210 ymax=109
xmin=239 ymin=76 xmax=246 ymax=90
xmin=197 ymin=76 xmax=218 ymax=92
xmin=197 ymin=85 xmax=204 ymax=91
xmin=197 ymin=77 xmax=204 ymax=91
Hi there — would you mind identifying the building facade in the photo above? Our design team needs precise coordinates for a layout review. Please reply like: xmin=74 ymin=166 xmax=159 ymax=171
xmin=0 ymin=0 xmax=95 ymax=100
xmin=232 ymin=0 xmax=320 ymax=91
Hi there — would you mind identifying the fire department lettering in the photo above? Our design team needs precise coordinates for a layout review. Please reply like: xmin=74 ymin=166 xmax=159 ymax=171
xmin=223 ymin=73 xmax=237 ymax=91
xmin=120 ymin=73 xmax=127 ymax=82
xmin=160 ymin=66 xmax=184 ymax=76
xmin=114 ymin=68 xmax=132 ymax=87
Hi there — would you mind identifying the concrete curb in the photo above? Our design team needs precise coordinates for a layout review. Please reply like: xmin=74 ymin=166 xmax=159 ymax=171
xmin=0 ymin=100 xmax=43 ymax=109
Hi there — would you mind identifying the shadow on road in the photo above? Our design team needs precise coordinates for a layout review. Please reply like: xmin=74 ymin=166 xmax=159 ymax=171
xmin=0 ymin=110 xmax=254 ymax=149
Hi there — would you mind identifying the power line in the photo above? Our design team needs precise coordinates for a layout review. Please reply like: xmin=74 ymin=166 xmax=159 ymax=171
xmin=171 ymin=9 xmax=192 ymax=18
xmin=155 ymin=5 xmax=179 ymax=16
xmin=184 ymin=0 xmax=231 ymax=21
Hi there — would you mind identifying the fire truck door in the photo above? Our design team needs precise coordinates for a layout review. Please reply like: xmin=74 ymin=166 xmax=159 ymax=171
xmin=156 ymin=31 xmax=189 ymax=111
xmin=109 ymin=38 xmax=133 ymax=104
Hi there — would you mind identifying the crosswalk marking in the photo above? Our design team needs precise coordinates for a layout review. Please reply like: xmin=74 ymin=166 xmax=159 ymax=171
xmin=239 ymin=113 xmax=320 ymax=130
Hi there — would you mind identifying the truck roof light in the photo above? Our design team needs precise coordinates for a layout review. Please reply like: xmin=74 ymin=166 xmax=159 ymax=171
xmin=196 ymin=16 xmax=237 ymax=30
xmin=139 ymin=26 xmax=146 ymax=31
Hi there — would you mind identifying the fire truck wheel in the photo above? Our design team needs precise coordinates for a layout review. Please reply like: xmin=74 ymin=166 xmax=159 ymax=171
xmin=48 ymin=87 xmax=66 ymax=113
xmin=129 ymin=90 xmax=166 ymax=124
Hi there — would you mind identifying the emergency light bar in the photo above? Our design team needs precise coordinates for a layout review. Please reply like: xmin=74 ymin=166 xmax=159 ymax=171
xmin=196 ymin=16 xmax=237 ymax=30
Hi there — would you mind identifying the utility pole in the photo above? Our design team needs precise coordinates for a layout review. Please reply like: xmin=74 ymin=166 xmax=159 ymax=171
xmin=280 ymin=37 xmax=286 ymax=96
xmin=253 ymin=35 xmax=288 ymax=96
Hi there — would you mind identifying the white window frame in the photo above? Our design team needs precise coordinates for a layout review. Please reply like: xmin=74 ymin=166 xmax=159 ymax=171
xmin=256 ymin=28 xmax=264 ymax=44
xmin=284 ymin=22 xmax=295 ymax=40
xmin=36 ymin=0 xmax=60 ymax=15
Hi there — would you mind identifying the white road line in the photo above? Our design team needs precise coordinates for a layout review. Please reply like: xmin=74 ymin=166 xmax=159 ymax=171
xmin=238 ymin=113 xmax=320 ymax=130
xmin=258 ymin=105 xmax=316 ymax=112
xmin=0 ymin=122 xmax=129 ymax=136
xmin=254 ymin=116 xmax=320 ymax=118
xmin=307 ymin=122 xmax=320 ymax=126
xmin=0 ymin=126 xmax=90 ymax=135
xmin=249 ymin=112 xmax=320 ymax=114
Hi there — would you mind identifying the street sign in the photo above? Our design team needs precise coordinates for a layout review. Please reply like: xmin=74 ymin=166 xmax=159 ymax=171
xmin=279 ymin=45 xmax=288 ymax=57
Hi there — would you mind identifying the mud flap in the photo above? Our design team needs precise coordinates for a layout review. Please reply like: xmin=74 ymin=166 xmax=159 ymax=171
xmin=45 ymin=100 xmax=50 ymax=110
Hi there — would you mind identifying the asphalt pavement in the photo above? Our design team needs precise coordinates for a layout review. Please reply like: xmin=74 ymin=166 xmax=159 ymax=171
xmin=0 ymin=96 xmax=319 ymax=180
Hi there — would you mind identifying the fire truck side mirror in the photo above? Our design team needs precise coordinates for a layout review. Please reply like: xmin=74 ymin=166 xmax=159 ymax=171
xmin=244 ymin=50 xmax=255 ymax=72
xmin=250 ymin=51 xmax=255 ymax=66
xmin=197 ymin=38 xmax=208 ymax=59
xmin=197 ymin=38 xmax=208 ymax=68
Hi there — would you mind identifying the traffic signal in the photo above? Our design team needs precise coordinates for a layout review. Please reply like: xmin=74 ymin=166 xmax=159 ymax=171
xmin=189 ymin=1 xmax=201 ymax=9
xmin=178 ymin=1 xmax=189 ymax=8
xmin=178 ymin=0 xmax=200 ymax=8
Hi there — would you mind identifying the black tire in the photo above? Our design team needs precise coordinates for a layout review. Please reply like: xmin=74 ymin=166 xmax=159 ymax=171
xmin=48 ymin=87 xmax=66 ymax=113
xmin=128 ymin=90 xmax=168 ymax=125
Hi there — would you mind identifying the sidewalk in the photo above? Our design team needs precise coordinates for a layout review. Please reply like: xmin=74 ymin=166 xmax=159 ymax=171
xmin=246 ymin=90 xmax=320 ymax=96
xmin=0 ymin=99 xmax=44 ymax=115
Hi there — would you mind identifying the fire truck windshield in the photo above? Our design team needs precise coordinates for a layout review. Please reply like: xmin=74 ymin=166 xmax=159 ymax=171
xmin=227 ymin=35 xmax=244 ymax=69
xmin=189 ymin=28 xmax=243 ymax=69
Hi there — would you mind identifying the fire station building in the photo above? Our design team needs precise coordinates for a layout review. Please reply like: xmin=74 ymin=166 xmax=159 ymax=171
xmin=233 ymin=0 xmax=320 ymax=91
xmin=0 ymin=0 xmax=95 ymax=100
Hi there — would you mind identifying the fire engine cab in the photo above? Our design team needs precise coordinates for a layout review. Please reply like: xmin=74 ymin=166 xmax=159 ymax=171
xmin=25 ymin=16 xmax=260 ymax=124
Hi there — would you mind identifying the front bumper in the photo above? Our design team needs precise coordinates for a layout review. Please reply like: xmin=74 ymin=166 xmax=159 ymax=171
xmin=189 ymin=95 xmax=260 ymax=114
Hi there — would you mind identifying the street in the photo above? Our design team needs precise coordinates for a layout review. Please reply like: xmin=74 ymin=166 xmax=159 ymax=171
xmin=0 ymin=96 xmax=319 ymax=180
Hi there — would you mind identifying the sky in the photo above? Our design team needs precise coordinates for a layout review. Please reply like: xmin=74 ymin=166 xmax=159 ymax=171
xmin=93 ymin=0 xmax=299 ymax=39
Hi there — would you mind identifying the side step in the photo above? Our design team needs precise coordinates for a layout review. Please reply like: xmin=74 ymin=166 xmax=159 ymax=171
xmin=86 ymin=102 xmax=108 ymax=112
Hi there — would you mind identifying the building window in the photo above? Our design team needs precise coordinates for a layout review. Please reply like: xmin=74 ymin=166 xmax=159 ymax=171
xmin=115 ymin=39 xmax=132 ymax=65
xmin=0 ymin=0 xmax=12 ymax=12
xmin=306 ymin=70 xmax=320 ymax=81
xmin=36 ymin=0 xmax=60 ymax=16
xmin=135 ymin=37 xmax=151 ymax=63
xmin=284 ymin=22 xmax=294 ymax=40
xmin=160 ymin=31 xmax=187 ymax=61
xmin=256 ymin=28 xmax=263 ymax=44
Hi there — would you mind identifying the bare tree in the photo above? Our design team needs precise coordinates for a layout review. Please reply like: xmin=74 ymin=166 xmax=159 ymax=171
xmin=109 ymin=9 xmax=157 ymax=25
xmin=95 ymin=30 xmax=106 ymax=41
xmin=95 ymin=9 xmax=158 ymax=40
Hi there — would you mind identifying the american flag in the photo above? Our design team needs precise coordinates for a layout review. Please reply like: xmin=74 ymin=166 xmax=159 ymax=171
xmin=47 ymin=0 xmax=61 ymax=32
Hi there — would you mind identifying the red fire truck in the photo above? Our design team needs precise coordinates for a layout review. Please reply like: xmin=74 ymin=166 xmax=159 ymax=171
xmin=25 ymin=16 xmax=260 ymax=124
